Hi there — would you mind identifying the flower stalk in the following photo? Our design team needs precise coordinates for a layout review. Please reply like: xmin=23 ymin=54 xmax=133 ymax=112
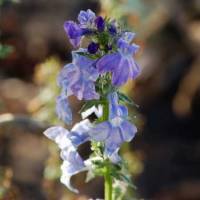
xmin=102 ymin=99 xmax=112 ymax=200
xmin=43 ymin=9 xmax=140 ymax=199
xmin=104 ymin=164 xmax=112 ymax=200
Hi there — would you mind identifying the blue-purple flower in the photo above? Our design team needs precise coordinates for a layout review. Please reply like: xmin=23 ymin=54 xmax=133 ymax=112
xmin=58 ymin=50 xmax=99 ymax=100
xmin=96 ymin=33 xmax=140 ymax=86
xmin=78 ymin=9 xmax=96 ymax=28
xmin=89 ymin=92 xmax=137 ymax=163
xmin=64 ymin=21 xmax=83 ymax=48
xmin=44 ymin=9 xmax=141 ymax=195
xmin=64 ymin=10 xmax=96 ymax=48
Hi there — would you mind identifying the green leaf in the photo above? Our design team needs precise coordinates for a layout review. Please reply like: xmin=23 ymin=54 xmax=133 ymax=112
xmin=117 ymin=91 xmax=138 ymax=107
xmin=118 ymin=173 xmax=136 ymax=189
xmin=79 ymin=101 xmax=95 ymax=114
xmin=76 ymin=51 xmax=99 ymax=59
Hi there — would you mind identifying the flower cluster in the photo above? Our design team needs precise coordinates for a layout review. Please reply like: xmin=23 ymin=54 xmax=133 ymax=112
xmin=44 ymin=9 xmax=140 ymax=195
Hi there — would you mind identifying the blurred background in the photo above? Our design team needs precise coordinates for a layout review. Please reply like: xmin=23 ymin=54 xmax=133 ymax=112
xmin=0 ymin=0 xmax=200 ymax=199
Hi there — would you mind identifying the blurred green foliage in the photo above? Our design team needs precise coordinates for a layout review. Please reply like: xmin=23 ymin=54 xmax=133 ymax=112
xmin=0 ymin=44 xmax=13 ymax=59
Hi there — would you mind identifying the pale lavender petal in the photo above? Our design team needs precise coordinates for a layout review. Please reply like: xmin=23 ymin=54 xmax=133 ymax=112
xmin=59 ymin=52 xmax=99 ymax=100
xmin=68 ymin=119 xmax=92 ymax=146
xmin=117 ymin=38 xmax=139 ymax=56
xmin=43 ymin=126 xmax=71 ymax=149
xmin=43 ymin=126 xmax=67 ymax=140
xmin=56 ymin=95 xmax=72 ymax=125
xmin=121 ymin=32 xmax=135 ymax=43
xmin=60 ymin=147 xmax=86 ymax=193
xmin=78 ymin=9 xmax=96 ymax=27
xmin=89 ymin=121 xmax=111 ymax=141
xmin=70 ymin=78 xmax=84 ymax=100
xmin=108 ymin=148 xmax=121 ymax=163
xmin=104 ymin=127 xmax=123 ymax=158
xmin=118 ymin=105 xmax=128 ymax=118
xmin=83 ymin=81 xmax=100 ymax=100
xmin=72 ymin=50 xmax=93 ymax=67
xmin=108 ymin=92 xmax=119 ymax=119
xmin=119 ymin=120 xmax=137 ymax=142
xmin=128 ymin=59 xmax=141 ymax=79
xmin=57 ymin=63 xmax=78 ymax=87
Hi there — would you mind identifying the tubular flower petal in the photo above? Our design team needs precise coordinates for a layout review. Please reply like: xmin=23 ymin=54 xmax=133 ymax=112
xmin=96 ymin=37 xmax=140 ymax=86
xmin=64 ymin=21 xmax=82 ymax=48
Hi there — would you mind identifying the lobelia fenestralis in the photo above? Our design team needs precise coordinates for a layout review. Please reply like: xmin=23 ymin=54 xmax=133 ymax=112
xmin=43 ymin=9 xmax=140 ymax=200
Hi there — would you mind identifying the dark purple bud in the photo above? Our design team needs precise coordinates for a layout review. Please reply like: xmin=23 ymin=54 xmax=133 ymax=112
xmin=88 ymin=42 xmax=99 ymax=54
xmin=95 ymin=16 xmax=105 ymax=32
xmin=108 ymin=24 xmax=117 ymax=35
xmin=81 ymin=28 xmax=93 ymax=35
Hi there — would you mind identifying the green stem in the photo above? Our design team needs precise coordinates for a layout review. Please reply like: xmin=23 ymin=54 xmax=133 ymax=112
xmin=104 ymin=165 xmax=112 ymax=200
xmin=102 ymin=101 xmax=112 ymax=200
